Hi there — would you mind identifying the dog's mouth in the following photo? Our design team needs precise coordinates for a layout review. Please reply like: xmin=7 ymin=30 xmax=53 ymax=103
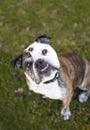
xmin=35 ymin=59 xmax=50 ymax=73
xmin=40 ymin=63 xmax=49 ymax=72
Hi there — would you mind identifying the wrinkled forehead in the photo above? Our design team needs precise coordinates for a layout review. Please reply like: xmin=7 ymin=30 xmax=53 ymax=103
xmin=24 ymin=42 xmax=56 ymax=55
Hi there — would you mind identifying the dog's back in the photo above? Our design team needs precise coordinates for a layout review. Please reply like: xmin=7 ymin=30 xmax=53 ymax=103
xmin=58 ymin=53 xmax=90 ymax=89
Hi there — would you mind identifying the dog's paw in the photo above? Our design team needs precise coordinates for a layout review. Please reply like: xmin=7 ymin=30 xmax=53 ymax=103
xmin=79 ymin=92 xmax=89 ymax=103
xmin=61 ymin=108 xmax=71 ymax=120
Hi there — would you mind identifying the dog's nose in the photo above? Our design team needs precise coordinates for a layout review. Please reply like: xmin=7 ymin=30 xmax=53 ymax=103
xmin=35 ymin=59 xmax=44 ymax=68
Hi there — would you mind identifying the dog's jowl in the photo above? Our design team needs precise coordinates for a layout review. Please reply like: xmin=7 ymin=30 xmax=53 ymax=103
xmin=13 ymin=35 xmax=90 ymax=120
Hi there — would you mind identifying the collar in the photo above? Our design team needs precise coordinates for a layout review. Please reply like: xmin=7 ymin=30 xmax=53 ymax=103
xmin=43 ymin=72 xmax=60 ymax=84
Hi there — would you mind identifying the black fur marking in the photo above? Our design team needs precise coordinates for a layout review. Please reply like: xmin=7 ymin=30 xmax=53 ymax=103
xmin=12 ymin=54 xmax=23 ymax=69
xmin=35 ymin=35 xmax=51 ymax=44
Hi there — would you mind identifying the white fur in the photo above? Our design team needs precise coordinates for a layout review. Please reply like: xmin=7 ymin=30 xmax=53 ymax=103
xmin=79 ymin=79 xmax=87 ymax=91
xmin=25 ymin=42 xmax=60 ymax=69
xmin=25 ymin=71 xmax=67 ymax=100
xmin=79 ymin=79 xmax=89 ymax=103
xmin=61 ymin=107 xmax=71 ymax=120
xmin=79 ymin=92 xmax=89 ymax=103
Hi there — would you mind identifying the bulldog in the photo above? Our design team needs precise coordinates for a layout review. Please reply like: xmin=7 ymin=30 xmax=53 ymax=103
xmin=13 ymin=35 xmax=90 ymax=120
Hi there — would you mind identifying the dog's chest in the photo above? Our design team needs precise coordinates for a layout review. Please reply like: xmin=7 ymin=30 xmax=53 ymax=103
xmin=26 ymin=76 xmax=67 ymax=100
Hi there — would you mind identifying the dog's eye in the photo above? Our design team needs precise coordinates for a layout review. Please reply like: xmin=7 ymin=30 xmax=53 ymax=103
xmin=42 ymin=49 xmax=48 ymax=55
xmin=28 ymin=47 xmax=33 ymax=52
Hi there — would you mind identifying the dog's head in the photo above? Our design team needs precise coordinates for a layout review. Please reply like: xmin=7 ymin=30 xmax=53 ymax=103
xmin=13 ymin=35 xmax=60 ymax=84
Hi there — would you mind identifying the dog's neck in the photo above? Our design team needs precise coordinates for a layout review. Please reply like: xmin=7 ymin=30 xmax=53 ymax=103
xmin=43 ymin=71 xmax=60 ymax=84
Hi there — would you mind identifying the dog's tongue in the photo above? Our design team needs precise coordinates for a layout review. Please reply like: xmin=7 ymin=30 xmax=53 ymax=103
xmin=40 ymin=64 xmax=49 ymax=72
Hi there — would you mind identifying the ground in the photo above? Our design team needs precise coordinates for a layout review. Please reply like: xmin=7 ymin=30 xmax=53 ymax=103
xmin=0 ymin=0 xmax=90 ymax=130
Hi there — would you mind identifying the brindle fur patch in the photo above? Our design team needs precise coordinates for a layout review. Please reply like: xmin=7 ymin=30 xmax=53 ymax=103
xmin=59 ymin=53 xmax=86 ymax=88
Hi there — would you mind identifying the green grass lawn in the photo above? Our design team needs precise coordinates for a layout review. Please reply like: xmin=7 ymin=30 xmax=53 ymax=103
xmin=0 ymin=0 xmax=90 ymax=130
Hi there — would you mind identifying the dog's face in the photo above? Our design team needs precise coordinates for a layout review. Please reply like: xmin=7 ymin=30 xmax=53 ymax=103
xmin=23 ymin=36 xmax=60 ymax=84
xmin=13 ymin=35 xmax=60 ymax=84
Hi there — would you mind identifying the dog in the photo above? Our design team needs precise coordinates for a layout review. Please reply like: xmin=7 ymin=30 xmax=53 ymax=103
xmin=13 ymin=35 xmax=90 ymax=120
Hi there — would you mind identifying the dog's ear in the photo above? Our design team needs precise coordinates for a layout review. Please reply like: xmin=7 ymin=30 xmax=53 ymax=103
xmin=12 ymin=54 xmax=23 ymax=69
xmin=35 ymin=35 xmax=51 ymax=44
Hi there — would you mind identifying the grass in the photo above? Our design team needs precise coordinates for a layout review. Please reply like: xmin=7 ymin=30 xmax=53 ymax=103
xmin=0 ymin=0 xmax=90 ymax=130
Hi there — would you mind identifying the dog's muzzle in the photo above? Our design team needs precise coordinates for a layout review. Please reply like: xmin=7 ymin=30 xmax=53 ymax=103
xmin=35 ymin=59 xmax=49 ymax=73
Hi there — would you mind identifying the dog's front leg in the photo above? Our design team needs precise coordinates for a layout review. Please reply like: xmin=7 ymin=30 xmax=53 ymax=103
xmin=61 ymin=89 xmax=73 ymax=120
